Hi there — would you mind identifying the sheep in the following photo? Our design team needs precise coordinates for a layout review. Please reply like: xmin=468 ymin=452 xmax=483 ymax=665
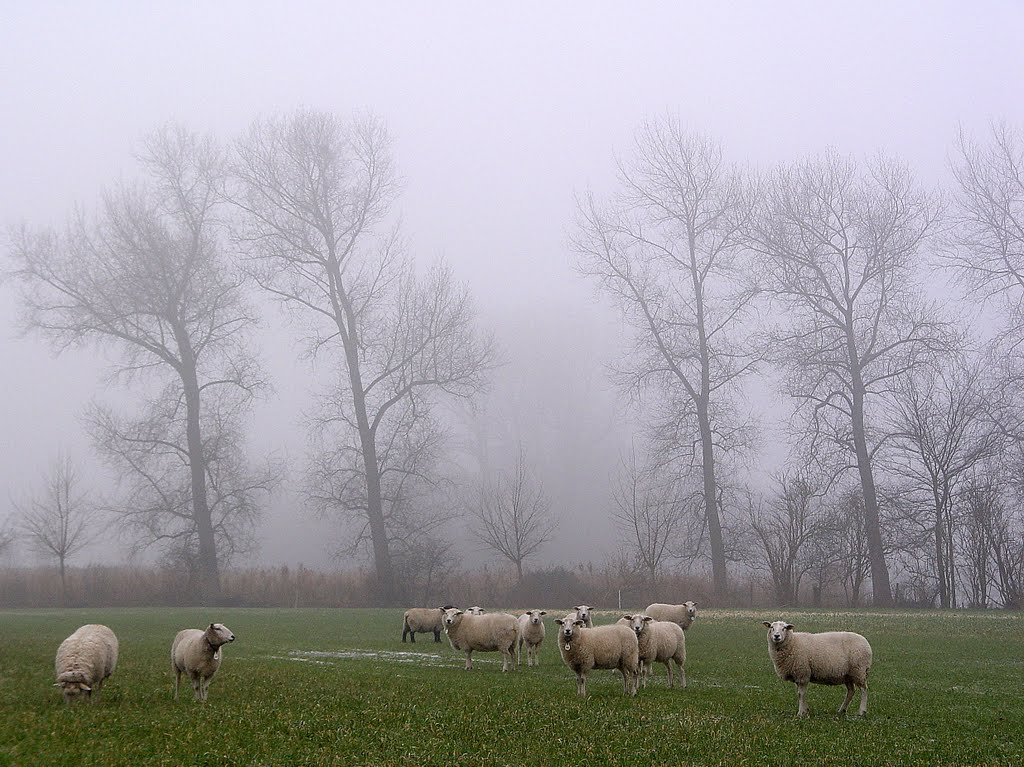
xmin=171 ymin=623 xmax=236 ymax=702
xmin=517 ymin=610 xmax=547 ymax=667
xmin=572 ymin=604 xmax=594 ymax=628
xmin=467 ymin=606 xmax=486 ymax=615
xmin=644 ymin=601 xmax=698 ymax=631
xmin=54 ymin=624 xmax=118 ymax=703
xmin=441 ymin=607 xmax=519 ymax=672
xmin=402 ymin=605 xmax=454 ymax=643
xmin=762 ymin=620 xmax=872 ymax=718
xmin=554 ymin=615 xmax=639 ymax=697
xmin=623 ymin=614 xmax=686 ymax=689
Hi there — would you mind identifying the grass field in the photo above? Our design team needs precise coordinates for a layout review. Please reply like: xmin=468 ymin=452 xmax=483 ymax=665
xmin=0 ymin=607 xmax=1021 ymax=766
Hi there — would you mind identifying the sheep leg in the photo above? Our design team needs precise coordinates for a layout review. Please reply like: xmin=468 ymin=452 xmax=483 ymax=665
xmin=464 ymin=651 xmax=473 ymax=671
xmin=665 ymin=660 xmax=674 ymax=688
xmin=433 ymin=629 xmax=441 ymax=642
xmin=858 ymin=683 xmax=869 ymax=716
xmin=191 ymin=673 xmax=202 ymax=701
xmin=173 ymin=666 xmax=180 ymax=701
xmin=409 ymin=630 xmax=416 ymax=643
xmin=796 ymin=683 xmax=809 ymax=717
xmin=679 ymin=661 xmax=687 ymax=689
xmin=576 ymin=672 xmax=587 ymax=697
xmin=839 ymin=682 xmax=855 ymax=714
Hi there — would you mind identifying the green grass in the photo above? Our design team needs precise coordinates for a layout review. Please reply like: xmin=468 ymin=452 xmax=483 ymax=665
xmin=1 ymin=607 xmax=1021 ymax=766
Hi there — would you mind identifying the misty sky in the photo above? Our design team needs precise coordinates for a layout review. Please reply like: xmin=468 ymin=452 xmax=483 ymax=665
xmin=2 ymin=2 xmax=1023 ymax=568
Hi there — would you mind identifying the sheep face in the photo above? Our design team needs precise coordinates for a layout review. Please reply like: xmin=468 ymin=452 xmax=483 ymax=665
xmin=524 ymin=609 xmax=546 ymax=625
xmin=442 ymin=607 xmax=465 ymax=631
xmin=685 ymin=601 xmax=698 ymax=619
xmin=467 ymin=606 xmax=485 ymax=615
xmin=554 ymin=617 xmax=584 ymax=647
xmin=763 ymin=620 xmax=794 ymax=646
xmin=573 ymin=605 xmax=592 ymax=623
xmin=625 ymin=614 xmax=654 ymax=636
xmin=55 ymin=679 xmax=91 ymax=703
xmin=205 ymin=623 xmax=236 ymax=648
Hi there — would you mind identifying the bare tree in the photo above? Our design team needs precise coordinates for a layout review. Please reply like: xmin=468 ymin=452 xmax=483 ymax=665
xmin=8 ymin=125 xmax=267 ymax=603
xmin=946 ymin=122 xmax=1024 ymax=344
xmin=0 ymin=521 xmax=13 ymax=559
xmin=610 ymin=447 xmax=688 ymax=585
xmin=574 ymin=120 xmax=761 ymax=596
xmin=471 ymin=448 xmax=557 ymax=582
xmin=749 ymin=151 xmax=950 ymax=607
xmin=232 ymin=110 xmax=495 ymax=604
xmin=746 ymin=472 xmax=830 ymax=606
xmin=14 ymin=453 xmax=98 ymax=602
xmin=827 ymin=488 xmax=873 ymax=607
xmin=887 ymin=359 xmax=1003 ymax=607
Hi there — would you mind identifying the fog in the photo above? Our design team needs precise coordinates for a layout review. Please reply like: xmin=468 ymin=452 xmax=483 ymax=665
xmin=2 ymin=2 xmax=1023 ymax=585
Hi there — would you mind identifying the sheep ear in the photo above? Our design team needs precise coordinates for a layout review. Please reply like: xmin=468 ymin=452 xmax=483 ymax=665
xmin=573 ymin=620 xmax=584 ymax=627
xmin=762 ymin=621 xmax=772 ymax=627
xmin=539 ymin=610 xmax=546 ymax=615
xmin=621 ymin=614 xmax=632 ymax=620
xmin=785 ymin=624 xmax=794 ymax=631
xmin=80 ymin=684 xmax=91 ymax=692
xmin=573 ymin=605 xmax=581 ymax=610
xmin=209 ymin=623 xmax=216 ymax=631
xmin=554 ymin=619 xmax=564 ymax=625
xmin=643 ymin=616 xmax=653 ymax=622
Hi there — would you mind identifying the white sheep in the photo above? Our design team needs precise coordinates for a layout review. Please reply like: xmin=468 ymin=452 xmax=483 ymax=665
xmin=172 ymin=622 xmax=236 ymax=702
xmin=623 ymin=614 xmax=686 ymax=689
xmin=467 ymin=606 xmax=486 ymax=615
xmin=402 ymin=606 xmax=454 ymax=643
xmin=554 ymin=615 xmax=638 ymax=697
xmin=441 ymin=607 xmax=519 ymax=672
xmin=517 ymin=610 xmax=547 ymax=667
xmin=54 ymin=624 xmax=118 ymax=703
xmin=572 ymin=604 xmax=594 ymax=628
xmin=762 ymin=620 xmax=872 ymax=717
xmin=644 ymin=601 xmax=698 ymax=631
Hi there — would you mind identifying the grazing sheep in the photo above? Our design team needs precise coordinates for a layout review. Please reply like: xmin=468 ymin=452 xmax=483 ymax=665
xmin=572 ymin=604 xmax=594 ymax=628
xmin=623 ymin=614 xmax=686 ymax=688
xmin=54 ymin=624 xmax=118 ymax=703
xmin=172 ymin=623 xmax=236 ymax=702
xmin=467 ymin=606 xmax=486 ymax=615
xmin=554 ymin=615 xmax=638 ymax=697
xmin=441 ymin=607 xmax=519 ymax=672
xmin=517 ymin=610 xmax=547 ymax=667
xmin=762 ymin=620 xmax=872 ymax=718
xmin=644 ymin=601 xmax=698 ymax=631
xmin=402 ymin=606 xmax=454 ymax=643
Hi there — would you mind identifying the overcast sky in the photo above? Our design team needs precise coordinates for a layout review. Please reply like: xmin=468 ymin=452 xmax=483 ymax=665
xmin=2 ymin=2 xmax=1023 ymax=568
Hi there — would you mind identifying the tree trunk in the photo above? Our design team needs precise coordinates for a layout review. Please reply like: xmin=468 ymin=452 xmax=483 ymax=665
xmin=176 ymin=328 xmax=220 ymax=605
xmin=846 ymin=338 xmax=893 ymax=607
xmin=343 ymin=340 xmax=395 ymax=606
xmin=59 ymin=556 xmax=67 ymax=607
xmin=689 ymin=233 xmax=727 ymax=598
xmin=696 ymin=403 xmax=727 ymax=597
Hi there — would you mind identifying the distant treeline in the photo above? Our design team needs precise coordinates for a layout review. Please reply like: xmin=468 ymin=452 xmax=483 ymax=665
xmin=0 ymin=564 xmax=1005 ymax=610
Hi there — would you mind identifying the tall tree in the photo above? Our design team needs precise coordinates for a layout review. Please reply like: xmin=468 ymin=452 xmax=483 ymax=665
xmin=8 ymin=125 xmax=267 ymax=603
xmin=750 ymin=151 xmax=949 ymax=607
xmin=574 ymin=120 xmax=760 ymax=596
xmin=232 ymin=110 xmax=494 ymax=604
xmin=470 ymin=448 xmax=557 ymax=582
xmin=14 ymin=453 xmax=97 ymax=602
